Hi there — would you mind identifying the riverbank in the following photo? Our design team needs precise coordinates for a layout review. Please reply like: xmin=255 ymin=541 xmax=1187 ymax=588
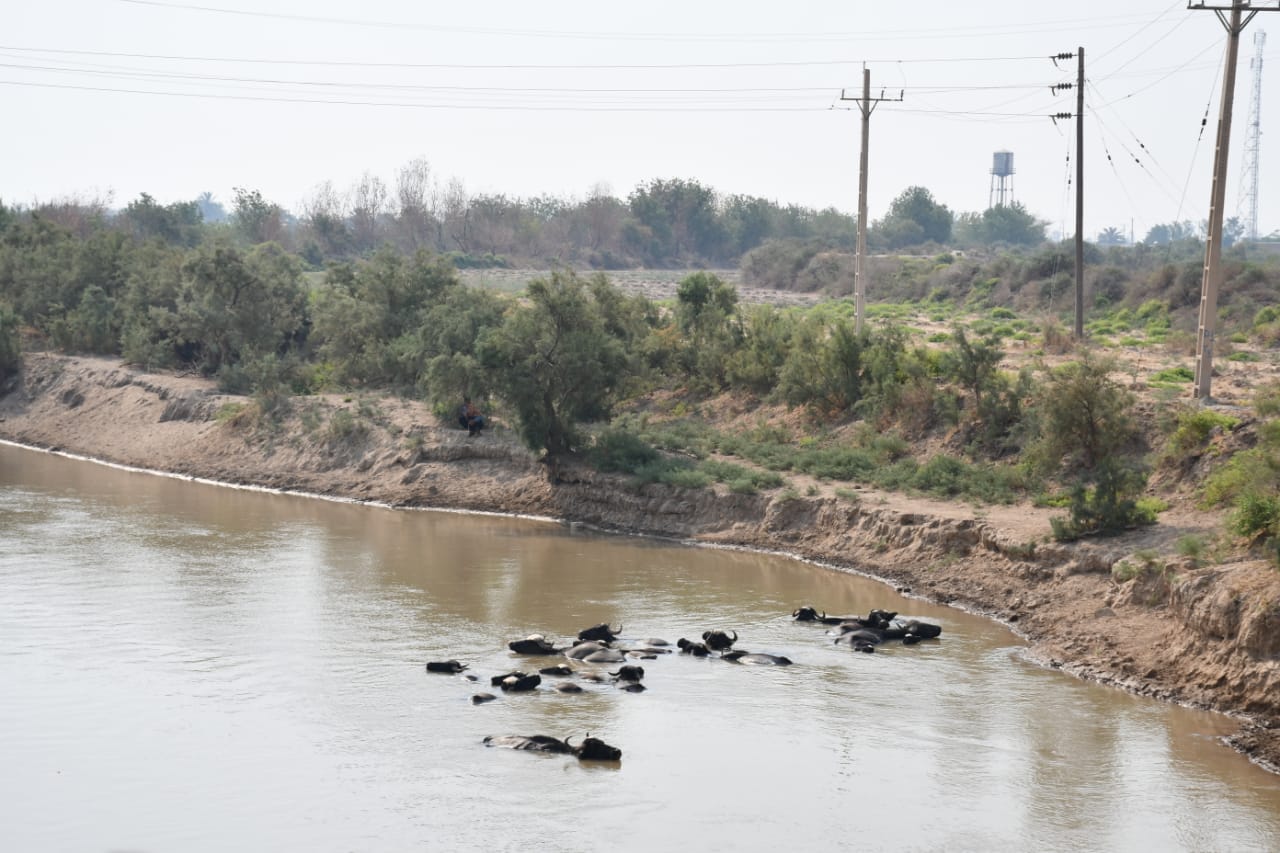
xmin=2 ymin=352 xmax=1278 ymax=771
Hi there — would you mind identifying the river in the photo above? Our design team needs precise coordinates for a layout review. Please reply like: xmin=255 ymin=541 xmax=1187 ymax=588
xmin=2 ymin=444 xmax=1279 ymax=853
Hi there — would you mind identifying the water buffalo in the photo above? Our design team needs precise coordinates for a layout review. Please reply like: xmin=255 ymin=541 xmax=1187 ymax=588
xmin=565 ymin=640 xmax=608 ymax=660
xmin=616 ymin=681 xmax=646 ymax=693
xmin=577 ymin=623 xmax=621 ymax=643
xmin=425 ymin=660 xmax=467 ymax=674
xmin=792 ymin=606 xmax=858 ymax=625
xmin=610 ymin=664 xmax=645 ymax=683
xmin=490 ymin=670 xmax=525 ymax=686
xmin=720 ymin=650 xmax=793 ymax=665
xmin=702 ymin=629 xmax=738 ymax=651
xmin=677 ymin=638 xmax=711 ymax=657
xmin=553 ymin=682 xmax=584 ymax=694
xmin=508 ymin=634 xmax=563 ymax=655
xmin=499 ymin=673 xmax=542 ymax=692
xmin=582 ymin=648 xmax=627 ymax=664
xmin=483 ymin=734 xmax=622 ymax=761
xmin=472 ymin=692 xmax=498 ymax=704
xmin=539 ymin=664 xmax=574 ymax=677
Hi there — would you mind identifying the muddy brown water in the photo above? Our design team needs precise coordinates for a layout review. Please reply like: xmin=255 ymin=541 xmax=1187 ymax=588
xmin=3 ymin=444 xmax=1280 ymax=853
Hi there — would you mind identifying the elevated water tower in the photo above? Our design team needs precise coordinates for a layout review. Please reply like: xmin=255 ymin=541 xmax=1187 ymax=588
xmin=989 ymin=150 xmax=1015 ymax=209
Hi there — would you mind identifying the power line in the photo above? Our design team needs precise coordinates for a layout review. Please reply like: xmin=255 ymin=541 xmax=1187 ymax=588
xmin=0 ymin=44 xmax=1050 ymax=70
xmin=114 ymin=0 xmax=1176 ymax=43
xmin=0 ymin=78 xmax=836 ymax=111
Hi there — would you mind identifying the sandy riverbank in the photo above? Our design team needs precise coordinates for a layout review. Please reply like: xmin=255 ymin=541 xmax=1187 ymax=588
xmin=2 ymin=352 xmax=1278 ymax=771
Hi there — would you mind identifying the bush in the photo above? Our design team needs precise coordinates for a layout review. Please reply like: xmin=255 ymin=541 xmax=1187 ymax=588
xmin=1161 ymin=407 xmax=1239 ymax=462
xmin=1050 ymin=460 xmax=1156 ymax=540
xmin=590 ymin=428 xmax=659 ymax=474
xmin=0 ymin=301 xmax=20 ymax=381
xmin=1230 ymin=492 xmax=1280 ymax=541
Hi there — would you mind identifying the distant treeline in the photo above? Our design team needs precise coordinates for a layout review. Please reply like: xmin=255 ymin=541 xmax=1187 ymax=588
xmin=1 ymin=161 xmax=1063 ymax=273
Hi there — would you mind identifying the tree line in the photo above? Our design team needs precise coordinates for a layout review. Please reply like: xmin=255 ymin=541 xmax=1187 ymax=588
xmin=2 ymin=160 xmax=1057 ymax=275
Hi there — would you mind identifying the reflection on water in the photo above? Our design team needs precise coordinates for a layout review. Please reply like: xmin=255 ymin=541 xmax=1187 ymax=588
xmin=2 ymin=444 xmax=1279 ymax=852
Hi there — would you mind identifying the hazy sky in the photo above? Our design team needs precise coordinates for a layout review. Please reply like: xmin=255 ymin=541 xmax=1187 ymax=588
xmin=6 ymin=0 xmax=1278 ymax=240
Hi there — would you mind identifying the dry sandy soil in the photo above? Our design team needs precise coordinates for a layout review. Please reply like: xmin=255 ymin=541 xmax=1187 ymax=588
xmin=2 ymin=302 xmax=1279 ymax=772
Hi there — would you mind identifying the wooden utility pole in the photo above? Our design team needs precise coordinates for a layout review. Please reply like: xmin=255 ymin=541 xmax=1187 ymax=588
xmin=1191 ymin=1 xmax=1279 ymax=400
xmin=841 ymin=70 xmax=901 ymax=334
xmin=1074 ymin=47 xmax=1085 ymax=339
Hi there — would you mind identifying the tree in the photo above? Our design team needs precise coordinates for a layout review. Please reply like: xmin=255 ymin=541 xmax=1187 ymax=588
xmin=1142 ymin=220 xmax=1196 ymax=245
xmin=394 ymin=158 xmax=437 ymax=252
xmin=301 ymin=181 xmax=353 ymax=260
xmin=478 ymin=270 xmax=634 ymax=455
xmin=166 ymin=242 xmax=307 ymax=374
xmin=1026 ymin=350 xmax=1140 ymax=476
xmin=1097 ymin=226 xmax=1126 ymax=246
xmin=118 ymin=193 xmax=203 ymax=247
xmin=875 ymin=186 xmax=953 ymax=248
xmin=311 ymin=247 xmax=459 ymax=388
xmin=627 ymin=178 xmax=724 ymax=264
xmin=230 ymin=188 xmax=284 ymax=245
xmin=954 ymin=202 xmax=1047 ymax=247
xmin=195 ymin=192 xmax=227 ymax=223
xmin=673 ymin=271 xmax=741 ymax=390
xmin=349 ymin=172 xmax=389 ymax=253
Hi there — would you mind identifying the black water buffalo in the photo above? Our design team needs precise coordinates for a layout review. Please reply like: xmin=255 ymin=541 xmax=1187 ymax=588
xmin=472 ymin=692 xmax=498 ymax=704
xmin=490 ymin=670 xmax=525 ymax=686
xmin=539 ymin=664 xmax=574 ymax=677
xmin=616 ymin=681 xmax=646 ymax=693
xmin=720 ymin=650 xmax=793 ymax=665
xmin=792 ymin=606 xmax=859 ymax=625
xmin=677 ymin=638 xmax=711 ymax=657
xmin=499 ymin=673 xmax=542 ymax=692
xmin=425 ymin=660 xmax=467 ymax=674
xmin=553 ymin=682 xmax=584 ymax=694
xmin=610 ymin=664 xmax=645 ymax=683
xmin=702 ymin=629 xmax=738 ymax=651
xmin=483 ymin=734 xmax=622 ymax=761
xmin=577 ymin=623 xmax=621 ymax=643
xmin=508 ymin=634 xmax=563 ymax=655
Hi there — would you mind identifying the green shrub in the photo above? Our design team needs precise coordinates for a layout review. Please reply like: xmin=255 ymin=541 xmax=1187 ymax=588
xmin=1151 ymin=366 xmax=1194 ymax=383
xmin=0 ymin=302 xmax=21 ymax=380
xmin=1230 ymin=492 xmax=1280 ymax=540
xmin=1164 ymin=408 xmax=1239 ymax=457
xmin=590 ymin=428 xmax=659 ymax=474
xmin=1050 ymin=461 xmax=1156 ymax=541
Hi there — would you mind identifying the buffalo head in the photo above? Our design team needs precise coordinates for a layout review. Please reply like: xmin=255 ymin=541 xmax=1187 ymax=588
xmin=610 ymin=664 xmax=645 ymax=682
xmin=677 ymin=638 xmax=711 ymax=657
xmin=701 ymin=629 xmax=738 ymax=651
xmin=577 ymin=623 xmax=621 ymax=643
xmin=570 ymin=735 xmax=622 ymax=761
xmin=791 ymin=606 xmax=823 ymax=622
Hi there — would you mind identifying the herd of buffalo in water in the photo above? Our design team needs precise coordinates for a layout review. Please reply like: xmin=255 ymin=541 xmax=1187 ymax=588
xmin=426 ymin=605 xmax=943 ymax=763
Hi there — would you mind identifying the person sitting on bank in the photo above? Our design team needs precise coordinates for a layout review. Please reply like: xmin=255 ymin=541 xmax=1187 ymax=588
xmin=457 ymin=397 xmax=486 ymax=436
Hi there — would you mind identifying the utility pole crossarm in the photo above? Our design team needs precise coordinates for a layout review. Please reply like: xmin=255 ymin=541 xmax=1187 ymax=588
xmin=840 ymin=71 xmax=903 ymax=334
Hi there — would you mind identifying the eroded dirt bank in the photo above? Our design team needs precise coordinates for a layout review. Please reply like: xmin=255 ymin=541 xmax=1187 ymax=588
xmin=2 ymin=353 xmax=1279 ymax=771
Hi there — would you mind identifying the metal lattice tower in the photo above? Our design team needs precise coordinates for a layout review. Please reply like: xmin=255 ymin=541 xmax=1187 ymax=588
xmin=1239 ymin=30 xmax=1266 ymax=240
